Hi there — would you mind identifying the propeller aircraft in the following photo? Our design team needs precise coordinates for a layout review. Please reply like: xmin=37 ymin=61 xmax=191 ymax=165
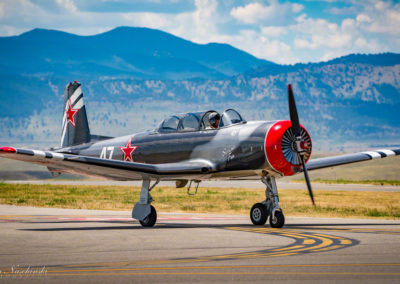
xmin=1 ymin=81 xmax=399 ymax=228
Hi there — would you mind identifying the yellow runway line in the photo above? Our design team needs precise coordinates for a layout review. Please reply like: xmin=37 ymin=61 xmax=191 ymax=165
xmin=312 ymin=245 xmax=344 ymax=252
xmin=271 ymin=245 xmax=305 ymax=252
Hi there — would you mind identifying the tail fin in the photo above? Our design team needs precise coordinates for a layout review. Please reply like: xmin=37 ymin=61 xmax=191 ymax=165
xmin=61 ymin=81 xmax=91 ymax=147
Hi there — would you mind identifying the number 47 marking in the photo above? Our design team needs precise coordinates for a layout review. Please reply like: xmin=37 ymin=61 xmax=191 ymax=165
xmin=100 ymin=146 xmax=114 ymax=159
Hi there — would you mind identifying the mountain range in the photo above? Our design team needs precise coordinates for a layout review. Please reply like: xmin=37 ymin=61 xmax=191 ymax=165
xmin=0 ymin=27 xmax=272 ymax=80
xmin=0 ymin=27 xmax=399 ymax=151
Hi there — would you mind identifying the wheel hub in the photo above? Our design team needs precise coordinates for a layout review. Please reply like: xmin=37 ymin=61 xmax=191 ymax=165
xmin=252 ymin=208 xmax=262 ymax=221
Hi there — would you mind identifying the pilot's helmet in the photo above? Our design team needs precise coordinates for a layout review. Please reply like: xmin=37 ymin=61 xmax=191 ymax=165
xmin=209 ymin=112 xmax=220 ymax=127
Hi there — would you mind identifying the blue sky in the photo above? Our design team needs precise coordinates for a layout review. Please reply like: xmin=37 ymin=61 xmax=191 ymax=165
xmin=0 ymin=0 xmax=399 ymax=64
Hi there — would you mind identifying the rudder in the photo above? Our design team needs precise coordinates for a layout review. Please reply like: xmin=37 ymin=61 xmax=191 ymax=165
xmin=61 ymin=81 xmax=91 ymax=147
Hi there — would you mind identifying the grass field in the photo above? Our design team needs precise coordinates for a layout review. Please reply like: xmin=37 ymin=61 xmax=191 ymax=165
xmin=1 ymin=183 xmax=399 ymax=219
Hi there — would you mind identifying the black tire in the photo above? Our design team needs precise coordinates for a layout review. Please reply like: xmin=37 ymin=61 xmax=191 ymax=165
xmin=250 ymin=203 xmax=267 ymax=225
xmin=269 ymin=210 xmax=285 ymax=228
xmin=139 ymin=205 xmax=157 ymax=227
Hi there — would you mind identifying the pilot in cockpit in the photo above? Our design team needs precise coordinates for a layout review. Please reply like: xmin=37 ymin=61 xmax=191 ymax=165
xmin=208 ymin=112 xmax=221 ymax=129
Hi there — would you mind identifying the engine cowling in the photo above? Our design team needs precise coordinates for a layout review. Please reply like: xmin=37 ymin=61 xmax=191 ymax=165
xmin=264 ymin=120 xmax=312 ymax=176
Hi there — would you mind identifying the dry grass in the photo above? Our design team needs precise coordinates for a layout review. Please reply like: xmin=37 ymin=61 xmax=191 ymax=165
xmin=0 ymin=183 xmax=399 ymax=219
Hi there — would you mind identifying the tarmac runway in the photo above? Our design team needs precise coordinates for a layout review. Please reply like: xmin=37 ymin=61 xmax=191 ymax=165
xmin=1 ymin=205 xmax=400 ymax=283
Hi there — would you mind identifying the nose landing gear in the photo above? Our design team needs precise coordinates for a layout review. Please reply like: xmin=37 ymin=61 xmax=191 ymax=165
xmin=250 ymin=176 xmax=285 ymax=228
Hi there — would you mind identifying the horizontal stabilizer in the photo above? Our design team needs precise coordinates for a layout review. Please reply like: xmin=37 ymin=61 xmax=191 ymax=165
xmin=90 ymin=134 xmax=114 ymax=142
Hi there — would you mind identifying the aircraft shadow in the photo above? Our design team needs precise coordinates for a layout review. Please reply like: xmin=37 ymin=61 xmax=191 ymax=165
xmin=19 ymin=221 xmax=400 ymax=232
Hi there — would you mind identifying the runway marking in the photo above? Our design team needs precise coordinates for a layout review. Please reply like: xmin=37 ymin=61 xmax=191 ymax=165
xmin=134 ymin=226 xmax=357 ymax=266
xmin=3 ymin=213 xmax=400 ymax=277
xmin=0 ymin=224 xmax=360 ymax=274
xmin=271 ymin=245 xmax=304 ymax=251
xmin=30 ymin=226 xmax=358 ymax=271
xmin=312 ymin=245 xmax=343 ymax=252
xmin=340 ymin=239 xmax=352 ymax=245
xmin=288 ymin=227 xmax=400 ymax=235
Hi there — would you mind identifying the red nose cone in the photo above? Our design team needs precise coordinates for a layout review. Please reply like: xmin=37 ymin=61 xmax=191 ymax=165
xmin=265 ymin=121 xmax=312 ymax=176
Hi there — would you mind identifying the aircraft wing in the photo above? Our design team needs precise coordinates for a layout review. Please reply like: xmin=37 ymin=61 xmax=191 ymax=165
xmin=306 ymin=149 xmax=400 ymax=171
xmin=0 ymin=147 xmax=215 ymax=180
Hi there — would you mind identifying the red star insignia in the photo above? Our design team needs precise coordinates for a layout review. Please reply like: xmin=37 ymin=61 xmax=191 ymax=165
xmin=120 ymin=137 xmax=138 ymax=162
xmin=65 ymin=99 xmax=79 ymax=128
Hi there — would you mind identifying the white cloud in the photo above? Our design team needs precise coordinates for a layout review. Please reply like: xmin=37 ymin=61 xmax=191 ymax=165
xmin=289 ymin=5 xmax=393 ymax=61
xmin=261 ymin=26 xmax=287 ymax=37
xmin=356 ymin=1 xmax=400 ymax=36
xmin=356 ymin=14 xmax=371 ymax=23
xmin=355 ymin=37 xmax=384 ymax=52
xmin=56 ymin=0 xmax=78 ymax=13
xmin=294 ymin=38 xmax=315 ymax=49
xmin=121 ymin=0 xmax=219 ymax=44
xmin=230 ymin=2 xmax=274 ymax=24
xmin=341 ymin=18 xmax=356 ymax=31
xmin=293 ymin=16 xmax=353 ymax=49
xmin=292 ymin=3 xmax=303 ymax=13
xmin=214 ymin=29 xmax=297 ymax=64
xmin=0 ymin=2 xmax=4 ymax=18
xmin=0 ymin=25 xmax=27 ymax=36
xmin=230 ymin=1 xmax=303 ymax=25
xmin=355 ymin=37 xmax=368 ymax=48
xmin=187 ymin=0 xmax=219 ymax=41
xmin=122 ymin=12 xmax=168 ymax=30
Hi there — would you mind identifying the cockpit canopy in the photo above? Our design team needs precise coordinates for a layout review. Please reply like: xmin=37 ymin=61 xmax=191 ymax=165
xmin=157 ymin=109 xmax=246 ymax=133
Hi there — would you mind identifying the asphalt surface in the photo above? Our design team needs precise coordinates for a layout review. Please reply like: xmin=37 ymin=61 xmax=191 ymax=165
xmin=5 ymin=179 xmax=400 ymax=192
xmin=0 ymin=205 xmax=400 ymax=283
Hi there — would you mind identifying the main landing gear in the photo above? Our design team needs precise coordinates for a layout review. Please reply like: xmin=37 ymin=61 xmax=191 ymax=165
xmin=132 ymin=178 xmax=159 ymax=227
xmin=250 ymin=176 xmax=285 ymax=228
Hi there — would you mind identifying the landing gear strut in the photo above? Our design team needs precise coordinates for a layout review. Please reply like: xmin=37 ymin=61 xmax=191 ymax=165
xmin=250 ymin=176 xmax=285 ymax=228
xmin=132 ymin=178 xmax=159 ymax=227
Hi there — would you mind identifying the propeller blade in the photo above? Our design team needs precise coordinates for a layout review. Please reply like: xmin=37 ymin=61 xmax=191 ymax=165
xmin=288 ymin=84 xmax=300 ymax=136
xmin=301 ymin=156 xmax=315 ymax=206
xmin=288 ymin=84 xmax=314 ymax=205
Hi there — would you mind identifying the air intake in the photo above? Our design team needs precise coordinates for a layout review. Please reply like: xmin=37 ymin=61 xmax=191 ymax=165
xmin=281 ymin=127 xmax=311 ymax=165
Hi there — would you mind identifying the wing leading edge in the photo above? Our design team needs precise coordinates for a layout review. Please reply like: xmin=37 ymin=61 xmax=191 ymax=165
xmin=0 ymin=147 xmax=215 ymax=180
xmin=306 ymin=149 xmax=400 ymax=171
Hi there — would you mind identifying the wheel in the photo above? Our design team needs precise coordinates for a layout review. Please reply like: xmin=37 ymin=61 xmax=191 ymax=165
xmin=250 ymin=203 xmax=267 ymax=225
xmin=269 ymin=210 xmax=285 ymax=228
xmin=139 ymin=205 xmax=157 ymax=227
